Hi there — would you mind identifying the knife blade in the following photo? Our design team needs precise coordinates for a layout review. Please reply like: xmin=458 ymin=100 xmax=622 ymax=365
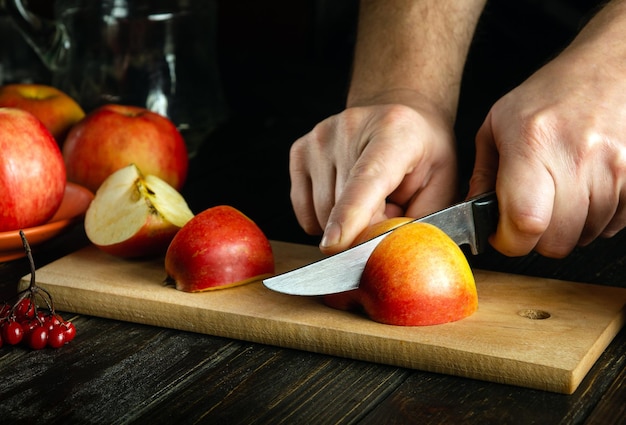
xmin=263 ymin=192 xmax=499 ymax=296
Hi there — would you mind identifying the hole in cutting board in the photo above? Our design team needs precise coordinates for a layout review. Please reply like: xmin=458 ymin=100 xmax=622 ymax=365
xmin=517 ymin=309 xmax=551 ymax=320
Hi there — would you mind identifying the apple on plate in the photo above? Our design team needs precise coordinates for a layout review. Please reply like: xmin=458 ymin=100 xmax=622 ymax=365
xmin=165 ymin=205 xmax=275 ymax=292
xmin=84 ymin=164 xmax=194 ymax=258
xmin=0 ymin=84 xmax=85 ymax=143
xmin=324 ymin=221 xmax=478 ymax=326
xmin=0 ymin=107 xmax=67 ymax=232
xmin=63 ymin=104 xmax=188 ymax=194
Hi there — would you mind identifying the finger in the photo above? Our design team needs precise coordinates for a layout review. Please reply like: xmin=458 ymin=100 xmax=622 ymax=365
xmin=533 ymin=183 xmax=587 ymax=258
xmin=602 ymin=189 xmax=626 ymax=237
xmin=578 ymin=187 xmax=617 ymax=246
xmin=320 ymin=139 xmax=424 ymax=254
xmin=473 ymin=112 xmax=569 ymax=257
xmin=488 ymin=145 xmax=556 ymax=257
xmin=383 ymin=135 xmax=458 ymax=218
xmin=401 ymin=162 xmax=459 ymax=218
xmin=289 ymin=138 xmax=325 ymax=235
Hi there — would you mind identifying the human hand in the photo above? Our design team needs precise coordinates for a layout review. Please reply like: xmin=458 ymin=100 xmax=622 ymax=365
xmin=469 ymin=47 xmax=626 ymax=257
xmin=290 ymin=96 xmax=458 ymax=255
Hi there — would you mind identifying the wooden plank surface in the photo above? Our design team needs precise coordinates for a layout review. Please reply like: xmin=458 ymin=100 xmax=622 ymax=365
xmin=19 ymin=241 xmax=626 ymax=394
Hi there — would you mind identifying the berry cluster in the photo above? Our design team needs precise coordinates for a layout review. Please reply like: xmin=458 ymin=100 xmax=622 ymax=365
xmin=0 ymin=296 xmax=75 ymax=349
xmin=0 ymin=230 xmax=76 ymax=350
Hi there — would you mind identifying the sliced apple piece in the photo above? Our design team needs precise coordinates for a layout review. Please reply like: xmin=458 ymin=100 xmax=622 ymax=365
xmin=165 ymin=205 xmax=275 ymax=292
xmin=85 ymin=163 xmax=194 ymax=258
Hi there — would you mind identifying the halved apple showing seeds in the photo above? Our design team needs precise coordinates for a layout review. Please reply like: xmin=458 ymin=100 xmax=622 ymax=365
xmin=85 ymin=163 xmax=194 ymax=258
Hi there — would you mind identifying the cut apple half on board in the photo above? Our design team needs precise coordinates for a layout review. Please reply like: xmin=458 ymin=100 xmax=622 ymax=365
xmin=324 ymin=221 xmax=478 ymax=326
xmin=85 ymin=163 xmax=194 ymax=258
xmin=165 ymin=205 xmax=275 ymax=292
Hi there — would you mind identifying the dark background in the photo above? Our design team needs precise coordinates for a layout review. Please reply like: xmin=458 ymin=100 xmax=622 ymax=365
xmin=2 ymin=0 xmax=605 ymax=245
xmin=185 ymin=0 xmax=602 ymax=245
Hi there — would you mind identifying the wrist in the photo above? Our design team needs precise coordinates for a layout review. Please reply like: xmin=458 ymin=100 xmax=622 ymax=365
xmin=346 ymin=88 xmax=457 ymax=128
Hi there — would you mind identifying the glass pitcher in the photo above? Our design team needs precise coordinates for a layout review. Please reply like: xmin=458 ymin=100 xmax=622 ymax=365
xmin=5 ymin=0 xmax=226 ymax=157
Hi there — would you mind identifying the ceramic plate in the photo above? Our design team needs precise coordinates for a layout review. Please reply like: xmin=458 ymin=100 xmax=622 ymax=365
xmin=0 ymin=183 xmax=94 ymax=262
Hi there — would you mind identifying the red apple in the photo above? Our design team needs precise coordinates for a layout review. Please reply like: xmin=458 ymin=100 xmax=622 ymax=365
xmin=63 ymin=104 xmax=188 ymax=194
xmin=324 ymin=222 xmax=478 ymax=326
xmin=0 ymin=84 xmax=85 ymax=143
xmin=0 ymin=107 xmax=66 ymax=231
xmin=165 ymin=205 xmax=275 ymax=292
xmin=84 ymin=164 xmax=194 ymax=258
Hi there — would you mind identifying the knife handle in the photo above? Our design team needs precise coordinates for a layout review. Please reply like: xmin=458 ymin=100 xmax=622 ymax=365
xmin=472 ymin=192 xmax=499 ymax=254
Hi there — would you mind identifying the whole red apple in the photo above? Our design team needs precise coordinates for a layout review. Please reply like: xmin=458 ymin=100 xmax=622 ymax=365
xmin=63 ymin=104 xmax=188 ymax=193
xmin=324 ymin=222 xmax=478 ymax=326
xmin=0 ymin=107 xmax=67 ymax=231
xmin=165 ymin=205 xmax=275 ymax=292
xmin=0 ymin=84 xmax=85 ymax=143
xmin=85 ymin=164 xmax=194 ymax=258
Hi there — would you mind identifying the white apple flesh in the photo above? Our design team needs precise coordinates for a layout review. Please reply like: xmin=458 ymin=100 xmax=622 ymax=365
xmin=85 ymin=164 xmax=194 ymax=258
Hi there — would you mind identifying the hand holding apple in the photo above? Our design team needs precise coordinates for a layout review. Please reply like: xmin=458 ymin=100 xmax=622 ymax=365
xmin=0 ymin=108 xmax=66 ymax=231
xmin=165 ymin=205 xmax=275 ymax=292
xmin=0 ymin=84 xmax=85 ymax=143
xmin=63 ymin=104 xmax=188 ymax=193
xmin=84 ymin=164 xmax=194 ymax=258
xmin=324 ymin=221 xmax=478 ymax=326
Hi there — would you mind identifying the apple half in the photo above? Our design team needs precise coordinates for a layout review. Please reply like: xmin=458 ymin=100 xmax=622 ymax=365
xmin=85 ymin=164 xmax=194 ymax=258
xmin=324 ymin=221 xmax=478 ymax=326
xmin=165 ymin=205 xmax=275 ymax=292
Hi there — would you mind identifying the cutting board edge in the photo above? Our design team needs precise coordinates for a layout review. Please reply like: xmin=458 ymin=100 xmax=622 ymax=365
xmin=568 ymin=305 xmax=626 ymax=392
xmin=33 ymin=279 xmax=615 ymax=395
xmin=17 ymin=243 xmax=626 ymax=395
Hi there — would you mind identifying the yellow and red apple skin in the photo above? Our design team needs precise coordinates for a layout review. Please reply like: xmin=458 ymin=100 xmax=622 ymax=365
xmin=352 ymin=217 xmax=414 ymax=246
xmin=95 ymin=216 xmax=183 ymax=259
xmin=324 ymin=222 xmax=478 ymax=326
xmin=62 ymin=104 xmax=188 ymax=193
xmin=0 ymin=107 xmax=66 ymax=231
xmin=0 ymin=84 xmax=85 ymax=143
xmin=165 ymin=206 xmax=275 ymax=292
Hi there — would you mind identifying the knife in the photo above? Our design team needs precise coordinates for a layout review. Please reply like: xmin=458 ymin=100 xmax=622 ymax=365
xmin=263 ymin=192 xmax=499 ymax=296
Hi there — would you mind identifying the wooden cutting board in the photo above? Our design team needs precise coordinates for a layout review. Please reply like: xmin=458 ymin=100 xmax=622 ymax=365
xmin=19 ymin=241 xmax=626 ymax=394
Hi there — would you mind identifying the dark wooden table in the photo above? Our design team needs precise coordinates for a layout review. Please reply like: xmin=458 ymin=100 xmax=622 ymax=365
xmin=1 ymin=202 xmax=625 ymax=424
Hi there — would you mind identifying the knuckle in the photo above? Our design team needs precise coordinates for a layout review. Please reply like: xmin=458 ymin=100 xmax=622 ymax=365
xmin=508 ymin=209 xmax=550 ymax=239
xmin=348 ymin=157 xmax=393 ymax=189
xmin=516 ymin=111 xmax=558 ymax=152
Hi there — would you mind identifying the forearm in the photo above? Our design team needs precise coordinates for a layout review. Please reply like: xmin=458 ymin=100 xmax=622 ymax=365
xmin=561 ymin=0 xmax=626 ymax=62
xmin=347 ymin=0 xmax=487 ymax=124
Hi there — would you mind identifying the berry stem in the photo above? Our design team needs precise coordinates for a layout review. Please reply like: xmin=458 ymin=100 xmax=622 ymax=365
xmin=15 ymin=230 xmax=56 ymax=314
xmin=20 ymin=230 xmax=36 ymax=291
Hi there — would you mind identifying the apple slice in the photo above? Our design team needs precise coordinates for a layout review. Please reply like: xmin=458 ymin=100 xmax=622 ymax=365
xmin=85 ymin=164 xmax=194 ymax=258
xmin=165 ymin=205 xmax=275 ymax=292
